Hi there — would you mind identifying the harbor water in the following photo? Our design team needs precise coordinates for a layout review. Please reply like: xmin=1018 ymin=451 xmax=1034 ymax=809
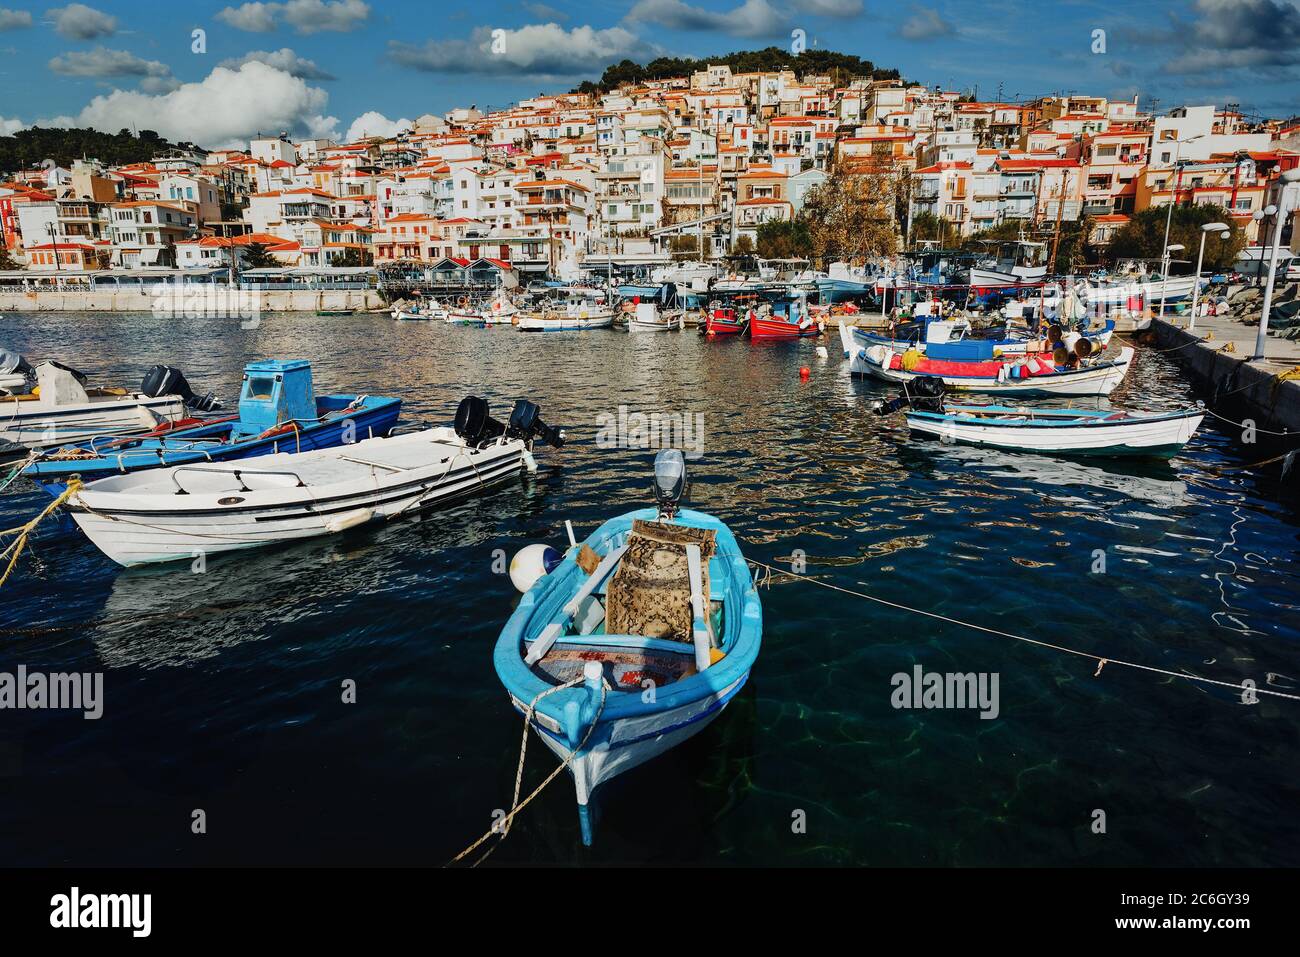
xmin=2 ymin=311 xmax=1298 ymax=866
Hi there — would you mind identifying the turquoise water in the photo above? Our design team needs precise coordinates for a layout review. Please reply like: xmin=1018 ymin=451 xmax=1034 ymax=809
xmin=1 ymin=312 xmax=1298 ymax=866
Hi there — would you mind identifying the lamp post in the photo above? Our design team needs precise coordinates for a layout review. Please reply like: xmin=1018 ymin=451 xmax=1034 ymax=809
xmin=46 ymin=222 xmax=60 ymax=274
xmin=1188 ymin=221 xmax=1229 ymax=333
xmin=1252 ymin=205 xmax=1276 ymax=286
xmin=1157 ymin=133 xmax=1203 ymax=318
xmin=1252 ymin=167 xmax=1300 ymax=361
xmin=1158 ymin=243 xmax=1184 ymax=320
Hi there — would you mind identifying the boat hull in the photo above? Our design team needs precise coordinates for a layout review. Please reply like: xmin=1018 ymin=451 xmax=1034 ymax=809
xmin=69 ymin=430 xmax=524 ymax=566
xmin=517 ymin=312 xmax=614 ymax=332
xmin=905 ymin=408 xmax=1203 ymax=458
xmin=839 ymin=323 xmax=1133 ymax=397
xmin=748 ymin=315 xmax=821 ymax=339
xmin=26 ymin=396 xmax=401 ymax=495
xmin=494 ymin=506 xmax=762 ymax=845
xmin=0 ymin=395 xmax=187 ymax=450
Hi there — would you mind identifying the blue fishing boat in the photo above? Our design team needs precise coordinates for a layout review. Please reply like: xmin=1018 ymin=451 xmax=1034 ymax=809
xmin=494 ymin=451 xmax=761 ymax=845
xmin=24 ymin=359 xmax=401 ymax=495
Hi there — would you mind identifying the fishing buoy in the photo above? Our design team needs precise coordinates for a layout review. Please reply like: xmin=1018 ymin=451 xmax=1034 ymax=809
xmin=815 ymin=345 xmax=828 ymax=359
xmin=522 ymin=449 xmax=538 ymax=473
xmin=510 ymin=543 xmax=562 ymax=593
xmin=799 ymin=366 xmax=810 ymax=381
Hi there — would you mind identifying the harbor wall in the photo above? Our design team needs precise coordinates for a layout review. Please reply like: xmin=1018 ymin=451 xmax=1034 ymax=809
xmin=1151 ymin=319 xmax=1300 ymax=435
xmin=0 ymin=288 xmax=384 ymax=313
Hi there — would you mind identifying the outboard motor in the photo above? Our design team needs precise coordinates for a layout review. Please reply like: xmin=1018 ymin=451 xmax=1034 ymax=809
xmin=506 ymin=400 xmax=565 ymax=449
xmin=652 ymin=449 xmax=688 ymax=520
xmin=454 ymin=395 xmax=507 ymax=447
xmin=0 ymin=350 xmax=34 ymax=394
xmin=871 ymin=374 xmax=946 ymax=416
xmin=141 ymin=364 xmax=221 ymax=412
xmin=0 ymin=349 xmax=34 ymax=379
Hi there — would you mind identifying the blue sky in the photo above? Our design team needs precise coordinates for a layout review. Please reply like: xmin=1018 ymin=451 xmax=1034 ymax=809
xmin=0 ymin=0 xmax=1297 ymax=147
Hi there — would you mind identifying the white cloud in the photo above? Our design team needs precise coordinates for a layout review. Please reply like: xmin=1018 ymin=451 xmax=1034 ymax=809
xmin=49 ymin=3 xmax=117 ymax=40
xmin=281 ymin=0 xmax=369 ymax=33
xmin=216 ymin=2 xmax=278 ymax=32
xmin=49 ymin=46 xmax=173 ymax=79
xmin=62 ymin=61 xmax=339 ymax=148
xmin=624 ymin=0 xmax=789 ymax=38
xmin=216 ymin=0 xmax=370 ymax=35
xmin=523 ymin=2 xmax=568 ymax=20
xmin=0 ymin=7 xmax=33 ymax=31
xmin=899 ymin=5 xmax=954 ymax=40
xmin=390 ymin=22 xmax=650 ymax=76
xmin=345 ymin=111 xmax=411 ymax=142
xmin=792 ymin=0 xmax=863 ymax=15
xmin=219 ymin=47 xmax=336 ymax=79
xmin=0 ymin=115 xmax=25 ymax=135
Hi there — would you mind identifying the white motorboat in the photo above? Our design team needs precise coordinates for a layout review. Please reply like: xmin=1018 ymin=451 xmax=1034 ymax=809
xmin=0 ymin=355 xmax=213 ymax=453
xmin=68 ymin=397 xmax=564 ymax=567
xmin=626 ymin=302 xmax=683 ymax=331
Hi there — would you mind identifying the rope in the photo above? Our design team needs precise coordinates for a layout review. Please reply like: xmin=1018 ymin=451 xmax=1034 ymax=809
xmin=0 ymin=479 xmax=81 ymax=589
xmin=449 ymin=675 xmax=610 ymax=867
xmin=745 ymin=558 xmax=1300 ymax=703
xmin=1202 ymin=407 xmax=1295 ymax=438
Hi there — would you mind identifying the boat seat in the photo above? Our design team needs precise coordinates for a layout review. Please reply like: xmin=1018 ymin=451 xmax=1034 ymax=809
xmin=604 ymin=519 xmax=718 ymax=645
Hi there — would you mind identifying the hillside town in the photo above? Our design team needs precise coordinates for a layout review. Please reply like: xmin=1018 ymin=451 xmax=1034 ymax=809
xmin=1 ymin=63 xmax=1298 ymax=286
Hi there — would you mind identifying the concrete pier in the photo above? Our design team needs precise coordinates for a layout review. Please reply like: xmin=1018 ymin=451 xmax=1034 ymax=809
xmin=1150 ymin=310 xmax=1300 ymax=436
xmin=0 ymin=288 xmax=383 ymax=313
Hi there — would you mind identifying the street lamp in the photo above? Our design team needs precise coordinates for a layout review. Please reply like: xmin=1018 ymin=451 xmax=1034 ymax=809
xmin=1157 ymin=133 xmax=1204 ymax=318
xmin=1252 ymin=205 xmax=1276 ymax=286
xmin=1188 ymin=222 xmax=1229 ymax=333
xmin=1252 ymin=167 xmax=1300 ymax=360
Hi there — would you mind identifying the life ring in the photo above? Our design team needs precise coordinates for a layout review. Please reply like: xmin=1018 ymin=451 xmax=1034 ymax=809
xmin=458 ymin=296 xmax=469 ymax=306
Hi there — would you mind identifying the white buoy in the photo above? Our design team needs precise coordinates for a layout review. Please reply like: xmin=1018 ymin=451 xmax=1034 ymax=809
xmin=509 ymin=542 xmax=562 ymax=593
xmin=522 ymin=449 xmax=538 ymax=473
xmin=815 ymin=345 xmax=829 ymax=359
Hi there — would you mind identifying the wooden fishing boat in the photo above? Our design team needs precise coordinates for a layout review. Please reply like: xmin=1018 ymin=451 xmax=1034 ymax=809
xmin=877 ymin=377 xmax=1203 ymax=458
xmin=702 ymin=305 xmax=748 ymax=336
xmin=68 ymin=397 xmax=564 ymax=567
xmin=24 ymin=360 xmax=399 ymax=495
xmin=494 ymin=451 xmax=761 ymax=845
xmin=852 ymin=318 xmax=1115 ymax=356
xmin=904 ymin=404 xmax=1204 ymax=458
xmin=747 ymin=312 xmax=822 ymax=339
xmin=0 ymin=356 xmax=218 ymax=453
xmin=626 ymin=302 xmax=683 ymax=331
xmin=839 ymin=323 xmax=1134 ymax=397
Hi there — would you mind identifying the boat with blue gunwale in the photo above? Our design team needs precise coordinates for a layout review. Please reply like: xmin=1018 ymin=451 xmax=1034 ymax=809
xmin=494 ymin=451 xmax=761 ymax=845
xmin=24 ymin=359 xmax=400 ymax=495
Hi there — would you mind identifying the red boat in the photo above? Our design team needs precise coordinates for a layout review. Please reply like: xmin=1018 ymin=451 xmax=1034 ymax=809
xmin=702 ymin=306 xmax=750 ymax=336
xmin=747 ymin=313 xmax=823 ymax=340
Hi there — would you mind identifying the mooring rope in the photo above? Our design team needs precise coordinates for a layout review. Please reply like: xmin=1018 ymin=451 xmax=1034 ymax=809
xmin=0 ymin=479 xmax=82 ymax=590
xmin=448 ymin=673 xmax=610 ymax=867
xmin=745 ymin=558 xmax=1300 ymax=703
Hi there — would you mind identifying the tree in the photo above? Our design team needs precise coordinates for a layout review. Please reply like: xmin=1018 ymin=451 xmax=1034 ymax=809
xmin=755 ymin=219 xmax=810 ymax=259
xmin=732 ymin=234 xmax=755 ymax=256
xmin=329 ymin=247 xmax=373 ymax=267
xmin=0 ymin=245 xmax=17 ymax=270
xmin=909 ymin=211 xmax=960 ymax=249
xmin=241 ymin=242 xmax=277 ymax=269
xmin=1105 ymin=203 xmax=1246 ymax=273
xmin=801 ymin=166 xmax=899 ymax=264
xmin=668 ymin=235 xmax=701 ymax=260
